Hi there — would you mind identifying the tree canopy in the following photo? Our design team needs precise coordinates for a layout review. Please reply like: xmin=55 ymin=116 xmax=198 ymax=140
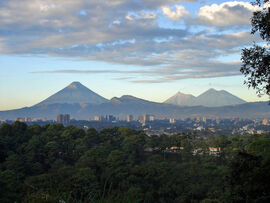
xmin=240 ymin=0 xmax=270 ymax=96
xmin=1 ymin=122 xmax=270 ymax=202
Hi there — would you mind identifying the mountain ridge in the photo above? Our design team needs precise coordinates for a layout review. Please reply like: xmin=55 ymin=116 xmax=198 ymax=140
xmin=1 ymin=82 xmax=268 ymax=120
xmin=164 ymin=88 xmax=246 ymax=107
xmin=1 ymin=100 xmax=269 ymax=120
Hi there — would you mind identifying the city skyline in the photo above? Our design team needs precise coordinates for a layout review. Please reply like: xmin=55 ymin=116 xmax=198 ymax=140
xmin=1 ymin=0 xmax=269 ymax=110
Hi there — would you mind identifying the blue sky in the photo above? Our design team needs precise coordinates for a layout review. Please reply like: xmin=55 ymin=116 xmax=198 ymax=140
xmin=0 ymin=0 xmax=269 ymax=110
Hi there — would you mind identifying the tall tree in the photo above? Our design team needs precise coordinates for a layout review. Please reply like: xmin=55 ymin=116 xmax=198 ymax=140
xmin=240 ymin=0 xmax=270 ymax=96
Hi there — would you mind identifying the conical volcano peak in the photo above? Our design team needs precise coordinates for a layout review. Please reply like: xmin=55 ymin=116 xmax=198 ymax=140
xmin=164 ymin=91 xmax=196 ymax=106
xmin=36 ymin=81 xmax=108 ymax=106
xmin=67 ymin=81 xmax=83 ymax=89
xmin=195 ymin=88 xmax=246 ymax=107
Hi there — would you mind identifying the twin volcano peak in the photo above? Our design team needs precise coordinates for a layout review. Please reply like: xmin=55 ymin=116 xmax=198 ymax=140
xmin=165 ymin=88 xmax=246 ymax=107
xmin=36 ymin=81 xmax=108 ymax=106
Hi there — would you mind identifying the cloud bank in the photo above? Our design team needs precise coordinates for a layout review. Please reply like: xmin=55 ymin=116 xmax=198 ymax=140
xmin=0 ymin=0 xmax=263 ymax=83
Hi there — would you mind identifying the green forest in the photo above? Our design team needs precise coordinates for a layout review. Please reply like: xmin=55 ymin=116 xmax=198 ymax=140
xmin=1 ymin=122 xmax=270 ymax=202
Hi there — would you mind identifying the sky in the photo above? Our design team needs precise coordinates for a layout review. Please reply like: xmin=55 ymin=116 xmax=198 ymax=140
xmin=0 ymin=0 xmax=269 ymax=110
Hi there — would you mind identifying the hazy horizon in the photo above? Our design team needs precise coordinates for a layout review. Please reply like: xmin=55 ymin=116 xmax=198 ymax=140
xmin=1 ymin=80 xmax=269 ymax=111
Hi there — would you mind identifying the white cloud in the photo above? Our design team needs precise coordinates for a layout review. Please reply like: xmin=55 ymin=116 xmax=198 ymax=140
xmin=113 ymin=20 xmax=121 ymax=25
xmin=125 ymin=12 xmax=156 ymax=21
xmin=125 ymin=14 xmax=134 ymax=21
xmin=162 ymin=5 xmax=189 ymax=20
xmin=263 ymin=43 xmax=270 ymax=49
xmin=0 ymin=0 xmax=263 ymax=82
xmin=264 ymin=1 xmax=270 ymax=9
xmin=197 ymin=1 xmax=260 ymax=27
xmin=139 ymin=12 xmax=156 ymax=19
xmin=34 ymin=30 xmax=259 ymax=83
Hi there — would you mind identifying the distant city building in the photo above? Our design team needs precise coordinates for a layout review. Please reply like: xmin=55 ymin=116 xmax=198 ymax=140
xmin=149 ymin=115 xmax=155 ymax=121
xmin=56 ymin=114 xmax=70 ymax=125
xmin=105 ymin=115 xmax=116 ymax=121
xmin=138 ymin=115 xmax=144 ymax=123
xmin=143 ymin=114 xmax=151 ymax=122
xmin=32 ymin=117 xmax=47 ymax=122
xmin=196 ymin=126 xmax=204 ymax=131
xmin=242 ymin=125 xmax=248 ymax=131
xmin=208 ymin=128 xmax=216 ymax=133
xmin=169 ymin=118 xmax=175 ymax=124
xmin=253 ymin=119 xmax=259 ymax=124
xmin=16 ymin=117 xmax=31 ymax=122
xmin=262 ymin=119 xmax=269 ymax=125
xmin=25 ymin=117 xmax=32 ymax=122
xmin=93 ymin=116 xmax=103 ymax=121
xmin=139 ymin=114 xmax=155 ymax=125
xmin=93 ymin=115 xmax=115 ymax=121
xmin=16 ymin=117 xmax=24 ymax=122
xmin=126 ymin=115 xmax=134 ymax=122
xmin=202 ymin=117 xmax=207 ymax=123
xmin=209 ymin=147 xmax=221 ymax=156
xmin=233 ymin=118 xmax=240 ymax=124
xmin=257 ymin=130 xmax=264 ymax=134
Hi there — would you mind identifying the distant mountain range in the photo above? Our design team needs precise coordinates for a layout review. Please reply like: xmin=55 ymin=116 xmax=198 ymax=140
xmin=164 ymin=89 xmax=246 ymax=107
xmin=0 ymin=82 xmax=269 ymax=120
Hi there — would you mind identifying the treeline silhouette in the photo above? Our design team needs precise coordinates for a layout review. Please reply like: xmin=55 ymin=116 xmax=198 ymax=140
xmin=1 ymin=122 xmax=270 ymax=202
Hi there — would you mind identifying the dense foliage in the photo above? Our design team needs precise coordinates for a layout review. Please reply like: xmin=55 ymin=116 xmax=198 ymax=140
xmin=1 ymin=122 xmax=270 ymax=202
xmin=240 ymin=0 xmax=270 ymax=96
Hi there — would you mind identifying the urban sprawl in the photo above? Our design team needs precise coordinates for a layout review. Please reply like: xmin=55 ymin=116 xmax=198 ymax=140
xmin=1 ymin=114 xmax=270 ymax=136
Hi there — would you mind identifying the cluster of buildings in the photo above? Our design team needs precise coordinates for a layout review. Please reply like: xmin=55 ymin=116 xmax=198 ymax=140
xmin=92 ymin=114 xmax=155 ymax=124
xmin=15 ymin=117 xmax=47 ymax=122
xmin=143 ymin=117 xmax=270 ymax=136
xmin=93 ymin=115 xmax=116 ymax=122
xmin=145 ymin=146 xmax=222 ymax=156
xmin=1 ymin=115 xmax=269 ymax=136
xmin=8 ymin=114 xmax=270 ymax=126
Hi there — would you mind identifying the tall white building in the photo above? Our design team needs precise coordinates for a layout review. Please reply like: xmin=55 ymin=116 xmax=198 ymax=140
xmin=56 ymin=114 xmax=70 ymax=125
xmin=126 ymin=115 xmax=134 ymax=122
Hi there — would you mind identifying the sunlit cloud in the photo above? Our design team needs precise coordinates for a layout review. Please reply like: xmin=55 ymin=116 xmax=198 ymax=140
xmin=162 ymin=5 xmax=189 ymax=21
xmin=0 ymin=0 xmax=263 ymax=83
xmin=197 ymin=1 xmax=260 ymax=27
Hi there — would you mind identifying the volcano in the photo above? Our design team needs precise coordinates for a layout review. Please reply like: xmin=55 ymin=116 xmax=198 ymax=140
xmin=36 ymin=81 xmax=108 ymax=106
